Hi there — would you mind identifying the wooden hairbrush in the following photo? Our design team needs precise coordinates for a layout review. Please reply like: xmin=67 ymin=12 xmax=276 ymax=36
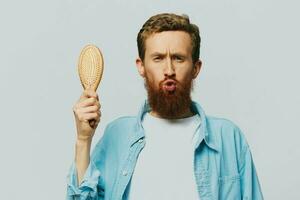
xmin=78 ymin=44 xmax=104 ymax=127
xmin=78 ymin=44 xmax=104 ymax=91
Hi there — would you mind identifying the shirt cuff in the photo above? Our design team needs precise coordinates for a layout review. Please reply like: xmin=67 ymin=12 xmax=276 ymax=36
xmin=66 ymin=160 xmax=101 ymax=197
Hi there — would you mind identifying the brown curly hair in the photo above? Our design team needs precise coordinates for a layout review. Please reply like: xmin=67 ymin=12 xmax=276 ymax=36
xmin=137 ymin=13 xmax=201 ymax=64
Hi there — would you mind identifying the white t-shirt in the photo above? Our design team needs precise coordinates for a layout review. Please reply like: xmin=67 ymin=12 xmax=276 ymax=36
xmin=128 ymin=112 xmax=201 ymax=200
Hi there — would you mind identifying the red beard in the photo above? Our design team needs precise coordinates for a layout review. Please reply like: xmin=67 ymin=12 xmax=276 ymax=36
xmin=144 ymin=74 xmax=194 ymax=119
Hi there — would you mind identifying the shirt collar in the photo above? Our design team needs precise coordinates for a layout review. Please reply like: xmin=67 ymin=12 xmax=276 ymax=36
xmin=131 ymin=99 xmax=219 ymax=152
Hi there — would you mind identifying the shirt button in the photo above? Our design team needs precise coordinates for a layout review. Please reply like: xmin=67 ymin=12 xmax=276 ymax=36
xmin=122 ymin=170 xmax=128 ymax=176
xmin=138 ymin=138 xmax=144 ymax=143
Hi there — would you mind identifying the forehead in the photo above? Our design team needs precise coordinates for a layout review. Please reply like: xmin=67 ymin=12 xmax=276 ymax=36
xmin=145 ymin=31 xmax=192 ymax=54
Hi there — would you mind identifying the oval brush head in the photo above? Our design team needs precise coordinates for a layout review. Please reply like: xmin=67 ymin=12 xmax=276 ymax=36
xmin=78 ymin=44 xmax=104 ymax=91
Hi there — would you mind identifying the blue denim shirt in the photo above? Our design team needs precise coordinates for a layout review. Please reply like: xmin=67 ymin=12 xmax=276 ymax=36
xmin=66 ymin=99 xmax=264 ymax=200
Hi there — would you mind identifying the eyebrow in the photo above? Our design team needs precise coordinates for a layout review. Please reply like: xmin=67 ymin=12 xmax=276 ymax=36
xmin=150 ymin=52 xmax=164 ymax=57
xmin=150 ymin=52 xmax=187 ymax=57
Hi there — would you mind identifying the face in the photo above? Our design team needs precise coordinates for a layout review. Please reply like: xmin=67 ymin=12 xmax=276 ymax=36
xmin=136 ymin=31 xmax=202 ymax=118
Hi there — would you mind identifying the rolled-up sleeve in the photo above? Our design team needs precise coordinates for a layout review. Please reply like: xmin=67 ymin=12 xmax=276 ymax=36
xmin=66 ymin=123 xmax=112 ymax=199
xmin=66 ymin=160 xmax=101 ymax=200
xmin=239 ymin=145 xmax=264 ymax=200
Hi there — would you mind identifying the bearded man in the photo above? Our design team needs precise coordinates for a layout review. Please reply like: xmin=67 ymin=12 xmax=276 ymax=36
xmin=66 ymin=13 xmax=264 ymax=200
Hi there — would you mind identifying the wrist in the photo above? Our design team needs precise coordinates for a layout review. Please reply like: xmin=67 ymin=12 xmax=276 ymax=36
xmin=76 ymin=138 xmax=92 ymax=147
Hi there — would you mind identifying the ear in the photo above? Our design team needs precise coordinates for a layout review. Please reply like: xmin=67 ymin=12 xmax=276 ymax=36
xmin=136 ymin=57 xmax=145 ymax=78
xmin=192 ymin=59 xmax=202 ymax=79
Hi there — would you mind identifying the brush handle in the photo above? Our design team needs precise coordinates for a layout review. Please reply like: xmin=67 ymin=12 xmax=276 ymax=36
xmin=89 ymin=119 xmax=96 ymax=129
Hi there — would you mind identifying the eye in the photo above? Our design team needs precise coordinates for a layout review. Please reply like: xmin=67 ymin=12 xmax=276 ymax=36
xmin=153 ymin=56 xmax=162 ymax=62
xmin=174 ymin=56 xmax=184 ymax=62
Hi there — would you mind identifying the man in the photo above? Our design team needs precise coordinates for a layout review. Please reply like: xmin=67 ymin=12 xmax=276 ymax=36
xmin=67 ymin=13 xmax=264 ymax=200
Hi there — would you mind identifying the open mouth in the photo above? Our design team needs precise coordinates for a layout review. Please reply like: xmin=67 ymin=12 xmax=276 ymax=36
xmin=163 ymin=80 xmax=176 ymax=92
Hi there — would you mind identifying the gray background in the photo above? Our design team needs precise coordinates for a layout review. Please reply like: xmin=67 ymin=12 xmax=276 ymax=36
xmin=0 ymin=0 xmax=299 ymax=199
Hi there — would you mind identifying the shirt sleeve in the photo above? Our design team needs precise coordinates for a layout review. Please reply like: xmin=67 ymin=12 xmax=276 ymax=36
xmin=66 ymin=160 xmax=102 ymax=200
xmin=66 ymin=122 xmax=112 ymax=200
xmin=239 ymin=144 xmax=264 ymax=200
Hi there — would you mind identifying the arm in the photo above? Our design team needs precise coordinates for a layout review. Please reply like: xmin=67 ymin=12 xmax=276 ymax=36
xmin=239 ymin=145 xmax=264 ymax=200
xmin=66 ymin=88 xmax=103 ymax=200
xmin=73 ymin=88 xmax=100 ymax=185
xmin=75 ymin=139 xmax=92 ymax=185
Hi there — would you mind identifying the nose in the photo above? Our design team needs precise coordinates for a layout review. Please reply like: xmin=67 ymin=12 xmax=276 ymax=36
xmin=164 ymin=57 xmax=175 ymax=77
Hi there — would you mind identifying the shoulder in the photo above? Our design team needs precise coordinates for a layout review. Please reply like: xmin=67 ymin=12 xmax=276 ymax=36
xmin=206 ymin=115 xmax=242 ymax=132
xmin=100 ymin=115 xmax=138 ymax=145
xmin=205 ymin=115 xmax=249 ymax=151
xmin=205 ymin=116 xmax=256 ymax=177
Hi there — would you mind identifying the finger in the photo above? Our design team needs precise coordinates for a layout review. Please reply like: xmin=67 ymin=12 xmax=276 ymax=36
xmin=81 ymin=105 xmax=100 ymax=113
xmin=81 ymin=89 xmax=98 ymax=100
xmin=94 ymin=112 xmax=101 ymax=126
xmin=96 ymin=111 xmax=101 ymax=122
xmin=79 ymin=97 xmax=98 ymax=107
xmin=83 ymin=112 xmax=99 ymax=121
xmin=74 ymin=101 xmax=100 ymax=116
